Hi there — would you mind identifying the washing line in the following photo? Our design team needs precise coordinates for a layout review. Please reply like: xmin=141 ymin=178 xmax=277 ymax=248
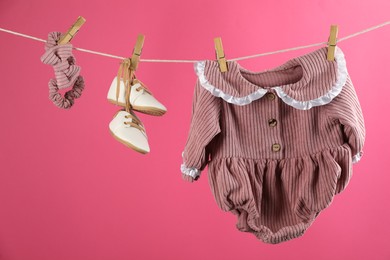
xmin=0 ymin=20 xmax=389 ymax=62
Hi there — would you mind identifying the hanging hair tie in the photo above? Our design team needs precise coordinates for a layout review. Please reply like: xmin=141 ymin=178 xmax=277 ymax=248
xmin=48 ymin=76 xmax=85 ymax=109
xmin=40 ymin=32 xmax=85 ymax=109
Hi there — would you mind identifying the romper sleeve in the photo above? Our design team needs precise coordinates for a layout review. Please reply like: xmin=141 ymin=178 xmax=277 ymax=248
xmin=180 ymin=78 xmax=221 ymax=179
xmin=325 ymin=74 xmax=366 ymax=163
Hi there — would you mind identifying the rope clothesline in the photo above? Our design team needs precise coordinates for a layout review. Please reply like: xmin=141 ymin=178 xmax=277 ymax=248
xmin=0 ymin=20 xmax=389 ymax=63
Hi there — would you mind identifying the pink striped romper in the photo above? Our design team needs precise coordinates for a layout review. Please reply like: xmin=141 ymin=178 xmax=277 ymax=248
xmin=180 ymin=47 xmax=365 ymax=244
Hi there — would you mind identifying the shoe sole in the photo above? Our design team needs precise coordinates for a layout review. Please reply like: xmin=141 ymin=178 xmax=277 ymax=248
xmin=109 ymin=129 xmax=149 ymax=154
xmin=107 ymin=99 xmax=166 ymax=116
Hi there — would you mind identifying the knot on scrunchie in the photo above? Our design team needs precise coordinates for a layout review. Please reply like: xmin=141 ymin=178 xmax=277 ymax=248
xmin=49 ymin=76 xmax=85 ymax=109
xmin=41 ymin=32 xmax=85 ymax=109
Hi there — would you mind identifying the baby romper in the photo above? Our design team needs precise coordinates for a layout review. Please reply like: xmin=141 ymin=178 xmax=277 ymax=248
xmin=180 ymin=46 xmax=365 ymax=244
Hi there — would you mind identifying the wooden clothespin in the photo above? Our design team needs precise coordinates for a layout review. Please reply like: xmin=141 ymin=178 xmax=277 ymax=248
xmin=214 ymin=37 xmax=228 ymax=72
xmin=327 ymin=25 xmax=338 ymax=61
xmin=58 ymin=16 xmax=86 ymax=45
xmin=130 ymin=34 xmax=145 ymax=71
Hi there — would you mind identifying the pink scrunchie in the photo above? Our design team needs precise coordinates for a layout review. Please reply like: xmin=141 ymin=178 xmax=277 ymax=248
xmin=41 ymin=32 xmax=85 ymax=109
xmin=48 ymin=76 xmax=85 ymax=109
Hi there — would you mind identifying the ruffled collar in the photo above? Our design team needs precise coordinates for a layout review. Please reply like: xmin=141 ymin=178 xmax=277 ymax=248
xmin=194 ymin=46 xmax=348 ymax=110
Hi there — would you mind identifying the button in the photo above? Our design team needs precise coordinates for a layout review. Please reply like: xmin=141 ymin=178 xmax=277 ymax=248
xmin=268 ymin=118 xmax=277 ymax=127
xmin=266 ymin=93 xmax=276 ymax=100
xmin=272 ymin=143 xmax=281 ymax=152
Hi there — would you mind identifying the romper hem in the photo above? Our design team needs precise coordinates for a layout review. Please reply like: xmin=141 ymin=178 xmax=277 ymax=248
xmin=207 ymin=143 xmax=353 ymax=244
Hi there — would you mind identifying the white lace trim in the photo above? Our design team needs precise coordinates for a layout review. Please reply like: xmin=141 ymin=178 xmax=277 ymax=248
xmin=273 ymin=47 xmax=348 ymax=110
xmin=194 ymin=61 xmax=268 ymax=106
xmin=194 ymin=46 xmax=348 ymax=110
xmin=352 ymin=151 xmax=363 ymax=164
xmin=180 ymin=163 xmax=200 ymax=178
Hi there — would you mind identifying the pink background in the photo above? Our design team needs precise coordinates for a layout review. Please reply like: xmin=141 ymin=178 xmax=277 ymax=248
xmin=0 ymin=0 xmax=389 ymax=259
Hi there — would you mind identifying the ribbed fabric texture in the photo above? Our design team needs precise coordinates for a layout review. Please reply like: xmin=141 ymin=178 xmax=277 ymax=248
xmin=41 ymin=32 xmax=81 ymax=90
xmin=181 ymin=47 xmax=365 ymax=244
xmin=40 ymin=32 xmax=85 ymax=109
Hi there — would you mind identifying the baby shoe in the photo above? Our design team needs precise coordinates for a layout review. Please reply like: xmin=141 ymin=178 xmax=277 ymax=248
xmin=107 ymin=77 xmax=167 ymax=116
xmin=109 ymin=110 xmax=150 ymax=154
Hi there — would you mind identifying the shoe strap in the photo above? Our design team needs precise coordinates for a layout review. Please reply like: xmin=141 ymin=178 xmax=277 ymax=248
xmin=124 ymin=112 xmax=145 ymax=133
xmin=133 ymin=79 xmax=152 ymax=95
xmin=116 ymin=58 xmax=136 ymax=113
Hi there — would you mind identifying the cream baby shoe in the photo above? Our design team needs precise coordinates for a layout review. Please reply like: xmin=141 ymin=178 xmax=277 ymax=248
xmin=107 ymin=77 xmax=167 ymax=116
xmin=109 ymin=110 xmax=150 ymax=154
